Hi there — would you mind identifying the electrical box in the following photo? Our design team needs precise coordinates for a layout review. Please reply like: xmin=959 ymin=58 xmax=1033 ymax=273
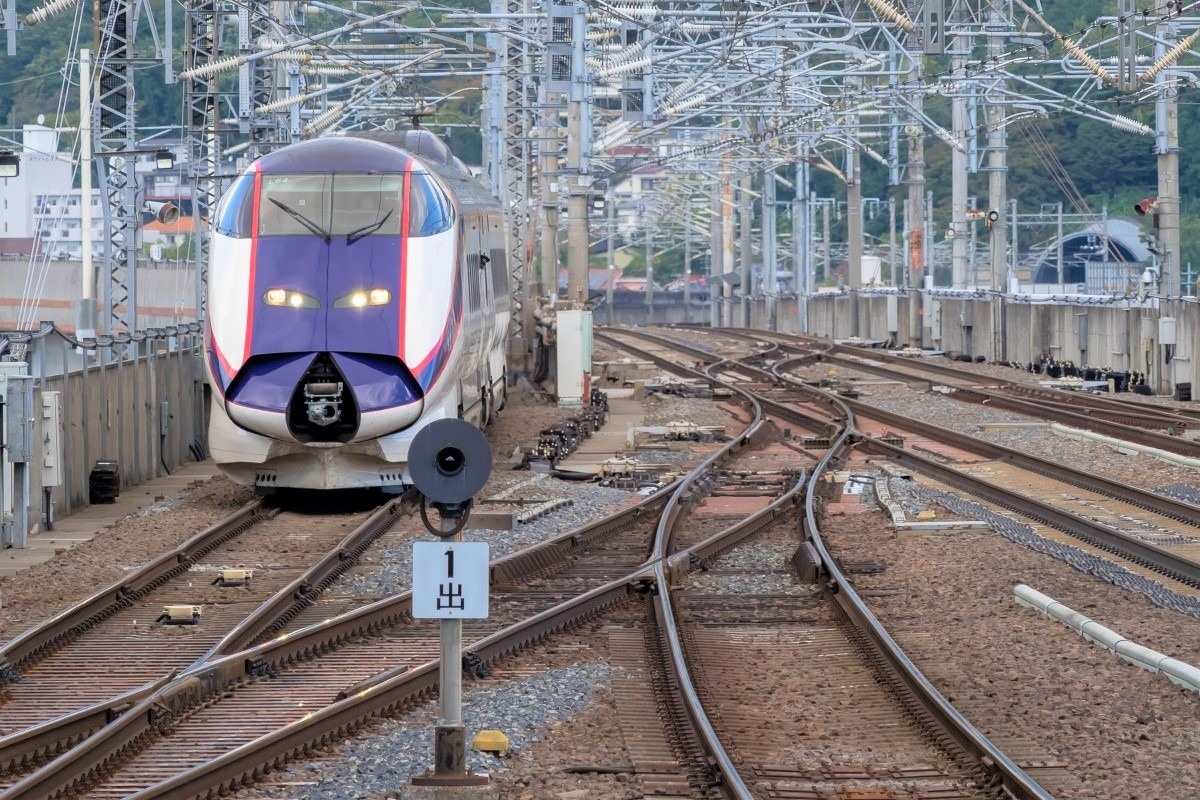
xmin=555 ymin=308 xmax=593 ymax=407
xmin=923 ymin=298 xmax=941 ymax=330
xmin=160 ymin=401 xmax=170 ymax=436
xmin=41 ymin=392 xmax=62 ymax=488
xmin=0 ymin=364 xmax=33 ymax=464
xmin=885 ymin=295 xmax=899 ymax=333
xmin=1160 ymin=317 xmax=1177 ymax=346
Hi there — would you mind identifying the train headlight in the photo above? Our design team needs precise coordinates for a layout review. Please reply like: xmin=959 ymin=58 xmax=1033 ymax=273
xmin=264 ymin=288 xmax=319 ymax=308
xmin=335 ymin=289 xmax=392 ymax=308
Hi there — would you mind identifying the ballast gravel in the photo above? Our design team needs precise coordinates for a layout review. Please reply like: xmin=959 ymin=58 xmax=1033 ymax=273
xmin=823 ymin=484 xmax=1200 ymax=799
xmin=330 ymin=478 xmax=634 ymax=598
xmin=250 ymin=664 xmax=613 ymax=800
xmin=823 ymin=376 xmax=1200 ymax=491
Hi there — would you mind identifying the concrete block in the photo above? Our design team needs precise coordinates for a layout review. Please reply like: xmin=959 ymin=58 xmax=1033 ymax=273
xmin=397 ymin=784 xmax=499 ymax=800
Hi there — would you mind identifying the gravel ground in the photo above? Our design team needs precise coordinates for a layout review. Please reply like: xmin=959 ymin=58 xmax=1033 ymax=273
xmin=251 ymin=664 xmax=614 ymax=800
xmin=642 ymin=394 xmax=733 ymax=428
xmin=816 ymin=376 xmax=1200 ymax=491
xmin=0 ymin=476 xmax=254 ymax=639
xmin=822 ymin=492 xmax=1200 ymax=798
xmin=685 ymin=532 xmax=813 ymax=595
xmin=331 ymin=476 xmax=634 ymax=598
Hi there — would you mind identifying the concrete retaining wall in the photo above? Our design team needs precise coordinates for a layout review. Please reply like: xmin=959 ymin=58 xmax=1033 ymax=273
xmin=21 ymin=328 xmax=208 ymax=527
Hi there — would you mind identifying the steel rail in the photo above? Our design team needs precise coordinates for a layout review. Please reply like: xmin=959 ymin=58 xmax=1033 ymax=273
xmin=0 ymin=674 xmax=175 ymax=774
xmin=0 ymin=476 xmax=687 ymax=800
xmin=784 ymin=361 xmax=1200 ymax=531
xmin=0 ymin=500 xmax=266 ymax=683
xmin=0 ymin=498 xmax=415 ymax=775
xmin=204 ymin=495 xmax=412 ymax=658
xmin=601 ymin=327 xmax=1056 ymax=800
xmin=745 ymin=331 xmax=1200 ymax=437
xmin=639 ymin=328 xmax=1200 ymax=577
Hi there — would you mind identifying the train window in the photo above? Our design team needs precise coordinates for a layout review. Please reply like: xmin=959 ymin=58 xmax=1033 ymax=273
xmin=214 ymin=173 xmax=255 ymax=238
xmin=407 ymin=174 xmax=454 ymax=237
xmin=258 ymin=174 xmax=331 ymax=237
xmin=330 ymin=175 xmax=403 ymax=236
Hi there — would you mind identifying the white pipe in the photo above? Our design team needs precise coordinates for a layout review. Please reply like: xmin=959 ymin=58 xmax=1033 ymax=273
xmin=80 ymin=48 xmax=93 ymax=303
xmin=1013 ymin=584 xmax=1200 ymax=691
xmin=1049 ymin=423 xmax=1200 ymax=469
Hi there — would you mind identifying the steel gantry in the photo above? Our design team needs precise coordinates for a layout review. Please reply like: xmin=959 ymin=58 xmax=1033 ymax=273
xmin=7 ymin=0 xmax=1200 ymax=353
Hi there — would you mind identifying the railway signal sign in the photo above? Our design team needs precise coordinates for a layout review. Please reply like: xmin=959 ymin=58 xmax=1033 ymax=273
xmin=412 ymin=541 xmax=490 ymax=619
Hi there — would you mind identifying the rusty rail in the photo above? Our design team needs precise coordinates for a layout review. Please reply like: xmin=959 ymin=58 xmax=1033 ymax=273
xmin=0 ymin=500 xmax=266 ymax=682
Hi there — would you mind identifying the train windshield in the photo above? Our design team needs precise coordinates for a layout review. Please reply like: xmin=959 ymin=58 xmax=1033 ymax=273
xmin=249 ymin=172 xmax=453 ymax=239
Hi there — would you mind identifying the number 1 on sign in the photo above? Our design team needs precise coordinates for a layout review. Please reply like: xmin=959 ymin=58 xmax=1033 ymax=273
xmin=446 ymin=548 xmax=455 ymax=578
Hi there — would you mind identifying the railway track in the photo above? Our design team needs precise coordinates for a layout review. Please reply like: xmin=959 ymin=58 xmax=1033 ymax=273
xmin=748 ymin=330 xmax=1200 ymax=445
xmin=600 ymin=329 xmax=1054 ymax=800
xmin=0 ymin=498 xmax=410 ymax=780
xmin=616 ymin=327 xmax=1200 ymax=592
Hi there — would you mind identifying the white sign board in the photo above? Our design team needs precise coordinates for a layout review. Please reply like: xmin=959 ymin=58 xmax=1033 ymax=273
xmin=412 ymin=541 xmax=490 ymax=619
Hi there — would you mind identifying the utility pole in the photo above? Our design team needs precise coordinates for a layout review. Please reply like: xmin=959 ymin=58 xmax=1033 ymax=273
xmin=987 ymin=0 xmax=1009 ymax=361
xmin=77 ymin=48 xmax=96 ymax=336
xmin=738 ymin=170 xmax=752 ymax=327
xmin=606 ymin=186 xmax=615 ymax=326
xmin=950 ymin=23 xmax=970 ymax=289
xmin=710 ymin=179 xmax=722 ymax=328
xmin=793 ymin=147 xmax=810 ymax=334
xmin=1154 ymin=22 xmax=1180 ymax=299
xmin=540 ymin=90 xmax=560 ymax=302
xmin=721 ymin=160 xmax=735 ymax=327
xmin=845 ymin=77 xmax=862 ymax=337
xmin=683 ymin=223 xmax=691 ymax=324
xmin=906 ymin=121 xmax=925 ymax=291
xmin=565 ymin=2 xmax=591 ymax=308
xmin=763 ymin=165 xmax=777 ymax=331
xmin=644 ymin=228 xmax=654 ymax=322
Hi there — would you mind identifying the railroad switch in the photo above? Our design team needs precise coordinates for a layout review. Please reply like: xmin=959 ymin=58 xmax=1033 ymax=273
xmin=157 ymin=605 xmax=202 ymax=625
xmin=212 ymin=569 xmax=253 ymax=587
xmin=471 ymin=730 xmax=509 ymax=755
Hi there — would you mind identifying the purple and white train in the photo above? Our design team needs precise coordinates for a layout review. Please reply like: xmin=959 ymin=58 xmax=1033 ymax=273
xmin=204 ymin=131 xmax=510 ymax=492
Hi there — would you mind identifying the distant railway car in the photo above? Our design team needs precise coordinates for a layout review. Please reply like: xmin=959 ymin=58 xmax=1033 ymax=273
xmin=204 ymin=130 xmax=509 ymax=491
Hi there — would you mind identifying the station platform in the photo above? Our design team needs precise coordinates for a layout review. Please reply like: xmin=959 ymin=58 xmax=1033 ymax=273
xmin=0 ymin=461 xmax=221 ymax=577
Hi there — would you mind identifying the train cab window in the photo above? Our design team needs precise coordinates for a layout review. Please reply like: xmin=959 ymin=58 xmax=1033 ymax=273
xmin=407 ymin=174 xmax=454 ymax=237
xmin=331 ymin=175 xmax=403 ymax=236
xmin=214 ymin=173 xmax=255 ymax=238
xmin=258 ymin=175 xmax=331 ymax=237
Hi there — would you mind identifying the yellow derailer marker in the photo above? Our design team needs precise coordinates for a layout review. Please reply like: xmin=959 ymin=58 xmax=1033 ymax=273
xmin=157 ymin=605 xmax=202 ymax=625
xmin=471 ymin=730 xmax=509 ymax=755
xmin=213 ymin=569 xmax=253 ymax=587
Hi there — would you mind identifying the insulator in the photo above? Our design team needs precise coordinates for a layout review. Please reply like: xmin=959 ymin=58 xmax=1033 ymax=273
xmin=266 ymin=51 xmax=313 ymax=63
xmin=23 ymin=0 xmax=80 ymax=26
xmin=304 ymin=103 xmax=346 ymax=137
xmin=587 ymin=30 xmax=617 ymax=42
xmin=303 ymin=66 xmax=355 ymax=76
xmin=677 ymin=23 xmax=711 ymax=35
xmin=256 ymin=94 xmax=307 ymax=114
xmin=610 ymin=5 xmax=656 ymax=19
xmin=862 ymin=0 xmax=915 ymax=33
xmin=595 ymin=56 xmax=652 ymax=80
xmin=662 ymin=92 xmax=710 ymax=115
xmin=1109 ymin=114 xmax=1152 ymax=135
xmin=1140 ymin=30 xmax=1200 ymax=83
xmin=178 ymin=55 xmax=246 ymax=80
xmin=1055 ymin=34 xmax=1116 ymax=85
xmin=662 ymin=77 xmax=698 ymax=107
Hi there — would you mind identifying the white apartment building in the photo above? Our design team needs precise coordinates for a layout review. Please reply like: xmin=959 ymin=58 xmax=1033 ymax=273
xmin=2 ymin=125 xmax=189 ymax=259
xmin=0 ymin=125 xmax=73 ymax=242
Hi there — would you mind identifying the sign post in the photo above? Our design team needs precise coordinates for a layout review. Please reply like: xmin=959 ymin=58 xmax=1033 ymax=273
xmin=406 ymin=419 xmax=494 ymax=789
xmin=412 ymin=539 xmax=490 ymax=785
